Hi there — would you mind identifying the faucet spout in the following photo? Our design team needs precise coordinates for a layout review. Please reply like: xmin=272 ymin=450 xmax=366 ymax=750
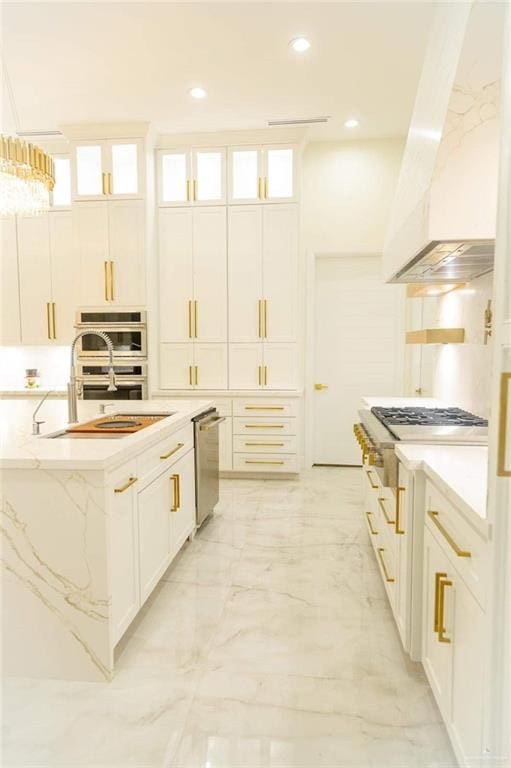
xmin=68 ymin=330 xmax=117 ymax=423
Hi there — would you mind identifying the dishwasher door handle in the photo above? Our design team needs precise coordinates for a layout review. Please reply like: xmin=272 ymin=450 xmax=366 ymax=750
xmin=199 ymin=416 xmax=226 ymax=431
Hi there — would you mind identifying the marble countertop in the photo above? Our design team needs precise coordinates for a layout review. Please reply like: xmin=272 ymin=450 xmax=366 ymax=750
xmin=0 ymin=398 xmax=213 ymax=471
xmin=0 ymin=389 xmax=67 ymax=398
xmin=396 ymin=443 xmax=489 ymax=534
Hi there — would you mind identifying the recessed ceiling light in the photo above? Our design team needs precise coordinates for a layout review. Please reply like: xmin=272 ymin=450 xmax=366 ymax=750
xmin=190 ymin=87 xmax=207 ymax=100
xmin=344 ymin=119 xmax=359 ymax=129
xmin=290 ymin=37 xmax=311 ymax=53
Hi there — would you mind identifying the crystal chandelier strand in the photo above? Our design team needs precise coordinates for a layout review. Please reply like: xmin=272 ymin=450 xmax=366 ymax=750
xmin=0 ymin=136 xmax=55 ymax=216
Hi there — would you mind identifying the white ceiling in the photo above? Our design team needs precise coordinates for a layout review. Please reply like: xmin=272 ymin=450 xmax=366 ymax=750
xmin=2 ymin=1 xmax=436 ymax=141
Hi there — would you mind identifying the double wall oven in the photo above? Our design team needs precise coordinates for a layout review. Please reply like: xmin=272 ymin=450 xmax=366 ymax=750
xmin=75 ymin=310 xmax=148 ymax=400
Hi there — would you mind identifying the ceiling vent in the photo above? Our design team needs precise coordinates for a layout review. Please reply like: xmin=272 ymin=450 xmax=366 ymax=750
xmin=16 ymin=129 xmax=63 ymax=138
xmin=267 ymin=116 xmax=330 ymax=127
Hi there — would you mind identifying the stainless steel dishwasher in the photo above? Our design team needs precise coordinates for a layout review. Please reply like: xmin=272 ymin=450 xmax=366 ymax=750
xmin=193 ymin=408 xmax=225 ymax=528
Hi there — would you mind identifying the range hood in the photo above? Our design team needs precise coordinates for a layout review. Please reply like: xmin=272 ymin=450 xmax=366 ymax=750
xmin=383 ymin=2 xmax=503 ymax=284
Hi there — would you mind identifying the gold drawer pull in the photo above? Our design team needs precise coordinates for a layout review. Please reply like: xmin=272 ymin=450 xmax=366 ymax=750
xmin=114 ymin=475 xmax=138 ymax=493
xmin=376 ymin=548 xmax=395 ymax=583
xmin=436 ymin=573 xmax=452 ymax=643
xmin=428 ymin=510 xmax=471 ymax=558
xmin=258 ymin=300 xmax=263 ymax=338
xmin=170 ymin=473 xmax=180 ymax=511
xmin=160 ymin=442 xmax=184 ymax=460
xmin=395 ymin=486 xmax=405 ymax=535
xmin=434 ymin=572 xmax=446 ymax=633
xmin=378 ymin=497 xmax=395 ymax=525
xmin=497 ymin=372 xmax=511 ymax=477
xmin=365 ymin=511 xmax=378 ymax=536
xmin=245 ymin=406 xmax=285 ymax=411
xmin=245 ymin=424 xmax=284 ymax=429
xmin=245 ymin=442 xmax=285 ymax=447
xmin=245 ymin=460 xmax=284 ymax=465
xmin=365 ymin=469 xmax=378 ymax=489
xmin=188 ymin=300 xmax=193 ymax=338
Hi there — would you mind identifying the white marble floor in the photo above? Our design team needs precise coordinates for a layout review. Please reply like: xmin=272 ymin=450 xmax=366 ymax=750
xmin=2 ymin=468 xmax=456 ymax=768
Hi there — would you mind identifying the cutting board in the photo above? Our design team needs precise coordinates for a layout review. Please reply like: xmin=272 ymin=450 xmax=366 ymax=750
xmin=66 ymin=415 xmax=165 ymax=434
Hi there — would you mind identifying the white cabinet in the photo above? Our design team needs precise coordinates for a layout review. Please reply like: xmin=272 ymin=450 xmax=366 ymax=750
xmin=158 ymin=147 xmax=226 ymax=206
xmin=169 ymin=449 xmax=196 ymax=559
xmin=73 ymin=200 xmax=145 ymax=306
xmin=160 ymin=343 xmax=228 ymax=390
xmin=137 ymin=470 xmax=171 ymax=605
xmin=109 ymin=463 xmax=140 ymax=645
xmin=71 ymin=139 xmax=144 ymax=201
xmin=16 ymin=212 xmax=76 ymax=344
xmin=159 ymin=206 xmax=227 ymax=343
xmin=228 ymin=144 xmax=298 ymax=204
xmin=0 ymin=217 xmax=21 ymax=344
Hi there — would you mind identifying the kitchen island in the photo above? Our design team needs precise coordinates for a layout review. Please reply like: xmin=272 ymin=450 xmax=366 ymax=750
xmin=1 ymin=398 xmax=212 ymax=682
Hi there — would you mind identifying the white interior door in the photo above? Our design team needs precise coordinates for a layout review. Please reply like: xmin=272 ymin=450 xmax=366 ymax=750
xmin=192 ymin=207 xmax=227 ymax=342
xmin=313 ymin=255 xmax=403 ymax=465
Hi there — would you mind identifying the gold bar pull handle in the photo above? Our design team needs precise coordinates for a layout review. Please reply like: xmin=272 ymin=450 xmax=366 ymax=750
xmin=264 ymin=176 xmax=268 ymax=199
xmin=263 ymin=299 xmax=268 ymax=338
xmin=245 ymin=460 xmax=284 ymax=466
xmin=108 ymin=172 xmax=113 ymax=195
xmin=258 ymin=177 xmax=262 ymax=199
xmin=109 ymin=261 xmax=115 ymax=301
xmin=378 ymin=497 xmax=396 ymax=525
xmin=365 ymin=470 xmax=379 ymax=490
xmin=114 ymin=476 xmax=138 ymax=494
xmin=46 ymin=302 xmax=52 ymax=340
xmin=189 ymin=365 xmax=193 ymax=387
xmin=52 ymin=302 xmax=57 ymax=339
xmin=258 ymin=300 xmax=262 ymax=338
xmin=186 ymin=179 xmax=191 ymax=202
xmin=104 ymin=261 xmax=109 ymax=302
xmin=395 ymin=486 xmax=406 ymax=535
xmin=264 ymin=365 xmax=268 ymax=386
xmin=365 ymin=511 xmax=378 ymax=536
xmin=160 ymin=442 xmax=184 ymax=460
xmin=245 ymin=406 xmax=284 ymax=411
xmin=193 ymin=179 xmax=197 ymax=202
xmin=102 ymin=172 xmax=107 ymax=196
xmin=434 ymin=572 xmax=447 ymax=633
xmin=497 ymin=372 xmax=511 ymax=477
xmin=188 ymin=300 xmax=193 ymax=338
xmin=437 ymin=576 xmax=453 ymax=643
xmin=170 ymin=474 xmax=180 ymax=512
xmin=376 ymin=548 xmax=395 ymax=583
xmin=428 ymin=511 xmax=471 ymax=558
xmin=194 ymin=300 xmax=198 ymax=338
xmin=195 ymin=366 xmax=199 ymax=386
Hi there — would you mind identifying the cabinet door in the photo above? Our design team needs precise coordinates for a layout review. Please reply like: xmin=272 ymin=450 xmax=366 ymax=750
xmin=262 ymin=145 xmax=297 ymax=202
xmin=72 ymin=141 xmax=107 ymax=201
xmin=192 ymin=148 xmax=226 ymax=205
xmin=229 ymin=343 xmax=263 ymax=389
xmin=394 ymin=479 xmax=411 ymax=654
xmin=17 ymin=214 xmax=53 ymax=344
xmin=422 ymin=527 xmax=453 ymax=722
xmin=169 ymin=450 xmax=196 ymax=560
xmin=158 ymin=149 xmax=191 ymax=206
xmin=137 ymin=471 xmax=171 ymax=605
xmin=263 ymin=344 xmax=298 ymax=390
xmin=1 ymin=218 xmax=21 ymax=344
xmin=159 ymin=208 xmax=194 ymax=342
xmin=48 ymin=211 xmax=76 ymax=344
xmin=109 ymin=463 xmax=139 ymax=644
xmin=228 ymin=206 xmax=263 ymax=342
xmin=262 ymin=205 xmax=299 ymax=343
xmin=228 ymin=146 xmax=262 ymax=204
xmin=73 ymin=202 xmax=110 ymax=306
xmin=108 ymin=200 xmax=145 ymax=305
xmin=160 ymin=343 xmax=194 ymax=389
xmin=219 ymin=417 xmax=233 ymax=471
xmin=108 ymin=140 xmax=143 ymax=199
xmin=193 ymin=344 xmax=228 ymax=389
xmin=193 ymin=207 xmax=227 ymax=342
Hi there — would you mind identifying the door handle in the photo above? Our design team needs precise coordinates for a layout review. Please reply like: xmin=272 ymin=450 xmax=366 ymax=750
xmin=314 ymin=383 xmax=329 ymax=391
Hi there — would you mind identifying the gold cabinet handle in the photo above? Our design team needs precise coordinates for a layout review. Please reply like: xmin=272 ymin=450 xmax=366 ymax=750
xmin=160 ymin=442 xmax=184 ymax=460
xmin=195 ymin=365 xmax=198 ymax=386
xmin=434 ymin=572 xmax=447 ymax=633
xmin=245 ymin=406 xmax=284 ymax=411
xmin=365 ymin=511 xmax=378 ymax=536
xmin=108 ymin=172 xmax=113 ymax=195
xmin=245 ymin=424 xmax=284 ymax=429
xmin=46 ymin=302 xmax=52 ymax=340
xmin=170 ymin=473 xmax=180 ymax=512
xmin=102 ymin=172 xmax=107 ymax=195
xmin=263 ymin=299 xmax=268 ymax=338
xmin=109 ymin=261 xmax=115 ymax=301
xmin=245 ymin=460 xmax=284 ymax=465
xmin=365 ymin=470 xmax=379 ymax=490
xmin=428 ymin=510 xmax=471 ymax=558
xmin=264 ymin=365 xmax=268 ymax=386
xmin=376 ymin=548 xmax=395 ymax=583
xmin=193 ymin=179 xmax=197 ymax=201
xmin=114 ymin=475 xmax=138 ymax=494
xmin=258 ymin=366 xmax=262 ymax=386
xmin=104 ymin=261 xmax=109 ymax=301
xmin=258 ymin=176 xmax=263 ymax=199
xmin=395 ymin=486 xmax=405 ymax=535
xmin=378 ymin=496 xmax=395 ymax=525
xmin=264 ymin=176 xmax=268 ymax=199
xmin=258 ymin=299 xmax=263 ymax=338
xmin=52 ymin=302 xmax=57 ymax=339
xmin=497 ymin=372 xmax=511 ymax=477
xmin=189 ymin=365 xmax=193 ymax=386
xmin=188 ymin=300 xmax=193 ymax=338
xmin=245 ymin=441 xmax=285 ymax=447
xmin=186 ymin=179 xmax=191 ymax=202
xmin=437 ymin=575 xmax=452 ymax=643
xmin=194 ymin=300 xmax=198 ymax=338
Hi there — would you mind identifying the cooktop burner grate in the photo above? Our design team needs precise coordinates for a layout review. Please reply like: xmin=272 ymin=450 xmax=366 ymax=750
xmin=371 ymin=406 xmax=488 ymax=428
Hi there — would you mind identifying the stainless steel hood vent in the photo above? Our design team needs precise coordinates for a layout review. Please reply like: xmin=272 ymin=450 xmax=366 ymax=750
xmin=394 ymin=239 xmax=495 ymax=283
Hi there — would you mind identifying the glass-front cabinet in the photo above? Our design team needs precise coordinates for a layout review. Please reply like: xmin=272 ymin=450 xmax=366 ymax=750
xmin=158 ymin=147 xmax=226 ymax=206
xmin=71 ymin=139 xmax=144 ymax=201
xmin=228 ymin=144 xmax=297 ymax=204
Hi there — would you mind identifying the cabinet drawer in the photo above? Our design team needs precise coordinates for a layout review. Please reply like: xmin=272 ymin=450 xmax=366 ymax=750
xmin=233 ymin=399 xmax=298 ymax=417
xmin=233 ymin=435 xmax=297 ymax=454
xmin=425 ymin=480 xmax=488 ymax=608
xmin=233 ymin=453 xmax=298 ymax=473
xmin=233 ymin=417 xmax=296 ymax=436
xmin=137 ymin=424 xmax=193 ymax=488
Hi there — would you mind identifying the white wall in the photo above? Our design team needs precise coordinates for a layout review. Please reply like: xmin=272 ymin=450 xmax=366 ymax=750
xmin=302 ymin=138 xmax=405 ymax=255
xmin=0 ymin=346 xmax=68 ymax=391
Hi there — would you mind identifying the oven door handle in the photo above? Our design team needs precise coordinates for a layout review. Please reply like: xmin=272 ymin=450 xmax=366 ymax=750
xmin=199 ymin=416 xmax=226 ymax=431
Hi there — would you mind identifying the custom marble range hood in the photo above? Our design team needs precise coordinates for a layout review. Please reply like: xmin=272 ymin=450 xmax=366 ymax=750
xmin=383 ymin=2 xmax=503 ymax=284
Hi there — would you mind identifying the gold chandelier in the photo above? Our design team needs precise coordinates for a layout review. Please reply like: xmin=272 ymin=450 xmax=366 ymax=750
xmin=0 ymin=136 xmax=55 ymax=216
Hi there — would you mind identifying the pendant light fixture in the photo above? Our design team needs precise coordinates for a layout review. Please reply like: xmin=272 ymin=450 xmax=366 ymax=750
xmin=0 ymin=135 xmax=55 ymax=216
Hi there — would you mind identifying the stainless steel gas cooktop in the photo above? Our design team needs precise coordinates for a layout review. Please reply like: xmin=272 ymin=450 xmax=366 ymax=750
xmin=370 ymin=406 xmax=488 ymax=444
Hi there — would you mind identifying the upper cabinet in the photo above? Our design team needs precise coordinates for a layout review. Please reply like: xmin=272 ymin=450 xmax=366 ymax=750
xmin=50 ymin=156 xmax=72 ymax=208
xmin=228 ymin=145 xmax=298 ymax=204
xmin=158 ymin=147 xmax=226 ymax=206
xmin=71 ymin=139 xmax=144 ymax=202
xmin=1 ymin=218 xmax=22 ymax=345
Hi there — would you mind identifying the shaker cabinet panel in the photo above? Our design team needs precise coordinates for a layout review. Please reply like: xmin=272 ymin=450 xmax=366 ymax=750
xmin=160 ymin=344 xmax=194 ymax=389
xmin=228 ymin=206 xmax=263 ymax=343
xmin=159 ymin=207 xmax=194 ymax=342
xmin=17 ymin=215 xmax=53 ymax=344
xmin=193 ymin=344 xmax=228 ymax=389
xmin=48 ymin=211 xmax=76 ymax=344
xmin=73 ymin=202 xmax=110 ymax=306
xmin=137 ymin=470 xmax=171 ymax=606
xmin=107 ymin=200 xmax=145 ymax=305
xmin=72 ymin=139 xmax=144 ymax=202
xmin=192 ymin=207 xmax=227 ymax=342
xmin=262 ymin=205 xmax=299 ymax=343
xmin=229 ymin=344 xmax=263 ymax=390
xmin=263 ymin=344 xmax=298 ymax=390
xmin=1 ymin=217 xmax=21 ymax=344
xmin=169 ymin=449 xmax=196 ymax=560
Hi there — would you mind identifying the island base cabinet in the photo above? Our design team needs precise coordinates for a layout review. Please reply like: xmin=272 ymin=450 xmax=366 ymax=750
xmin=169 ymin=449 xmax=196 ymax=560
xmin=137 ymin=470 xmax=172 ymax=607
